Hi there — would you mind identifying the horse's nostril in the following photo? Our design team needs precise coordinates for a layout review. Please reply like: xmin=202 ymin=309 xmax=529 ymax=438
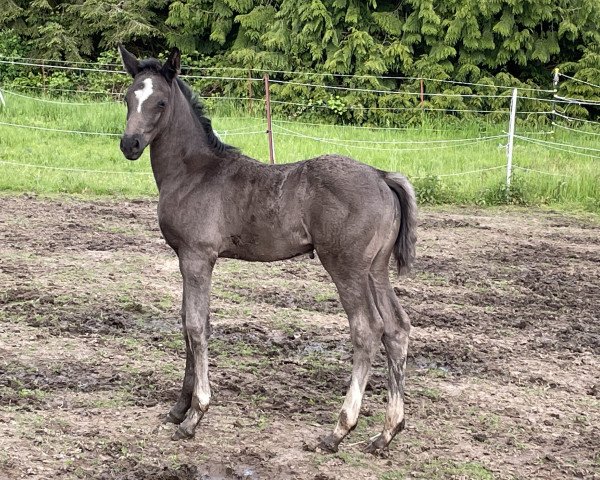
xmin=133 ymin=138 xmax=140 ymax=149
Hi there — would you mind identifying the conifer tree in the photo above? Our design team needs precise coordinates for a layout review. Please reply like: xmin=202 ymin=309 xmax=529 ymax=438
xmin=1 ymin=0 xmax=598 ymax=120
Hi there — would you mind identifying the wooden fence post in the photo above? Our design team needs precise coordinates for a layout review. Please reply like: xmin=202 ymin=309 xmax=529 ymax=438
xmin=248 ymin=69 xmax=254 ymax=115
xmin=264 ymin=73 xmax=275 ymax=164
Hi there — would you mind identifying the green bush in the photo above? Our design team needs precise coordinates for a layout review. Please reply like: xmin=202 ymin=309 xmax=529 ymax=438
xmin=414 ymin=176 xmax=449 ymax=205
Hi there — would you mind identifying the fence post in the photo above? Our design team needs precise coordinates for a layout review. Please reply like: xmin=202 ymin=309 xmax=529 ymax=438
xmin=506 ymin=87 xmax=518 ymax=189
xmin=41 ymin=60 xmax=46 ymax=95
xmin=551 ymin=67 xmax=559 ymax=129
xmin=420 ymin=78 xmax=424 ymax=107
xmin=0 ymin=89 xmax=5 ymax=108
xmin=552 ymin=67 xmax=560 ymax=92
xmin=248 ymin=69 xmax=254 ymax=115
xmin=264 ymin=73 xmax=275 ymax=164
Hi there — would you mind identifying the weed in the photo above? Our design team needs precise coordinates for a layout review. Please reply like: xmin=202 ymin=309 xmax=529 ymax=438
xmin=414 ymin=176 xmax=448 ymax=205
xmin=419 ymin=387 xmax=442 ymax=401
xmin=414 ymin=459 xmax=495 ymax=479
xmin=483 ymin=175 xmax=528 ymax=206
xmin=427 ymin=367 xmax=449 ymax=378
xmin=336 ymin=451 xmax=368 ymax=467
xmin=18 ymin=388 xmax=46 ymax=400
xmin=212 ymin=287 xmax=245 ymax=304
xmin=256 ymin=414 xmax=270 ymax=430
xmin=314 ymin=292 xmax=337 ymax=303
xmin=155 ymin=295 xmax=174 ymax=312
xmin=161 ymin=335 xmax=184 ymax=352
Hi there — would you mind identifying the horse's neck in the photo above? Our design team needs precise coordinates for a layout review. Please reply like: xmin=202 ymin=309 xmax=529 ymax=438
xmin=149 ymin=89 xmax=210 ymax=190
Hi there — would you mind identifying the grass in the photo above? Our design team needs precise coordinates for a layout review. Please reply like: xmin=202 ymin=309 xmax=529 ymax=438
xmin=380 ymin=460 xmax=495 ymax=480
xmin=0 ymin=90 xmax=599 ymax=211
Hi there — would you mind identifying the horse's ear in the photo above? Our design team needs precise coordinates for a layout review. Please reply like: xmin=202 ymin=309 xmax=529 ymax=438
xmin=162 ymin=47 xmax=181 ymax=83
xmin=119 ymin=44 xmax=140 ymax=77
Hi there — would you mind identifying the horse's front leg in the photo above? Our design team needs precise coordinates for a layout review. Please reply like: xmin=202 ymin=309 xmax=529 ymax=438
xmin=165 ymin=301 xmax=194 ymax=424
xmin=171 ymin=249 xmax=216 ymax=440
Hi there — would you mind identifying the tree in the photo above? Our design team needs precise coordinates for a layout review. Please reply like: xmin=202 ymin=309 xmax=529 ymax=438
xmin=0 ymin=0 xmax=170 ymax=60
xmin=1 ymin=0 xmax=598 ymax=122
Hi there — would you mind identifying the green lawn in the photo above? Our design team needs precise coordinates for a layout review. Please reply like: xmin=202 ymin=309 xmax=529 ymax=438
xmin=0 ymin=90 xmax=598 ymax=211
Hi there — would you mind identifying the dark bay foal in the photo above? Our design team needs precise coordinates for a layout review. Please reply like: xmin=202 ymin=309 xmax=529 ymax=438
xmin=118 ymin=45 xmax=417 ymax=454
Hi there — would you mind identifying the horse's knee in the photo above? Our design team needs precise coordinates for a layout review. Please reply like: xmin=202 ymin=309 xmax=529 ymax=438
xmin=185 ymin=322 xmax=210 ymax=345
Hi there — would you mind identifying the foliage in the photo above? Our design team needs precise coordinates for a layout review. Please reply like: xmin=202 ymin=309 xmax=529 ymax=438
xmin=0 ymin=0 xmax=599 ymax=125
xmin=414 ymin=176 xmax=449 ymax=205
xmin=482 ymin=175 xmax=529 ymax=206
xmin=0 ymin=0 xmax=169 ymax=59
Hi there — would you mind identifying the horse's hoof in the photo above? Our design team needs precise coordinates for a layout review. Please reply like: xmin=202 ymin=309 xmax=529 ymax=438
xmin=164 ymin=411 xmax=185 ymax=425
xmin=171 ymin=426 xmax=195 ymax=441
xmin=317 ymin=435 xmax=339 ymax=454
xmin=302 ymin=435 xmax=338 ymax=454
xmin=363 ymin=436 xmax=389 ymax=457
xmin=398 ymin=418 xmax=406 ymax=432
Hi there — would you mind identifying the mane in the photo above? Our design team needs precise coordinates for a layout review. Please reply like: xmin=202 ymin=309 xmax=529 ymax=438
xmin=138 ymin=58 xmax=239 ymax=156
xmin=175 ymin=78 xmax=239 ymax=155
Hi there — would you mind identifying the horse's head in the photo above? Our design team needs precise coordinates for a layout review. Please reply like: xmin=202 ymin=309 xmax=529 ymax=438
xmin=118 ymin=45 xmax=180 ymax=160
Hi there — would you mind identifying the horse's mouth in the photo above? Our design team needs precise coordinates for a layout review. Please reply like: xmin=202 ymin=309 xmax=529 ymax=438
xmin=123 ymin=150 xmax=143 ymax=161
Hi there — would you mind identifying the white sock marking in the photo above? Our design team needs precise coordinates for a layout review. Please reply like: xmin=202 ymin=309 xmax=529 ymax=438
xmin=134 ymin=78 xmax=154 ymax=113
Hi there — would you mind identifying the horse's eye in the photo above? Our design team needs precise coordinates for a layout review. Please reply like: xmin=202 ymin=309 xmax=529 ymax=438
xmin=158 ymin=100 xmax=167 ymax=109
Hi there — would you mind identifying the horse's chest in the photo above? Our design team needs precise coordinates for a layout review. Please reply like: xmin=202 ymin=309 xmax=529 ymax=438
xmin=156 ymin=199 xmax=201 ymax=250
xmin=157 ymin=211 xmax=182 ymax=250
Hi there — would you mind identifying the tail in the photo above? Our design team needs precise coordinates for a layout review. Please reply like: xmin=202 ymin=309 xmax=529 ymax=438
xmin=383 ymin=172 xmax=417 ymax=275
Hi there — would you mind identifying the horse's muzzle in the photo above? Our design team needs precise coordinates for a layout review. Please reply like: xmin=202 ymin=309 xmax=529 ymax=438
xmin=120 ymin=134 xmax=145 ymax=160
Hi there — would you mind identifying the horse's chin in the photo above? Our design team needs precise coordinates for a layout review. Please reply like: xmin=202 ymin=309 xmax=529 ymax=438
xmin=123 ymin=151 xmax=144 ymax=161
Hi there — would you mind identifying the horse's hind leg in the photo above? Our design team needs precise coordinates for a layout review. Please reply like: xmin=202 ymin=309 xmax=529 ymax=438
xmin=365 ymin=275 xmax=411 ymax=454
xmin=317 ymin=263 xmax=383 ymax=453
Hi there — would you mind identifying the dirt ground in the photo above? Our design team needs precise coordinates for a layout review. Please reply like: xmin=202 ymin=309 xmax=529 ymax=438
xmin=0 ymin=194 xmax=598 ymax=480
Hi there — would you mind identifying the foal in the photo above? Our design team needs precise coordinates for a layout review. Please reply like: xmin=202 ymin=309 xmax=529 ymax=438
xmin=118 ymin=45 xmax=417 ymax=454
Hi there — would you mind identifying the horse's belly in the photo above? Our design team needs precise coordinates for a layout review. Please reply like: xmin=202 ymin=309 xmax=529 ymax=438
xmin=219 ymin=228 xmax=313 ymax=262
xmin=220 ymin=245 xmax=313 ymax=262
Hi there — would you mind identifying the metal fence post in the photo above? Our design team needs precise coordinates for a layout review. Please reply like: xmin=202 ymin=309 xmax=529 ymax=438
xmin=506 ymin=87 xmax=518 ymax=189
xmin=264 ymin=73 xmax=275 ymax=165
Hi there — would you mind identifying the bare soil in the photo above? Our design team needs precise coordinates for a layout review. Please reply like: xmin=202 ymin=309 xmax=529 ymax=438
xmin=0 ymin=195 xmax=598 ymax=480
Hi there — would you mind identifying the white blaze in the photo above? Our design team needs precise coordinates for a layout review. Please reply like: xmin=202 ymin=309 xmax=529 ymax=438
xmin=134 ymin=78 xmax=154 ymax=113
